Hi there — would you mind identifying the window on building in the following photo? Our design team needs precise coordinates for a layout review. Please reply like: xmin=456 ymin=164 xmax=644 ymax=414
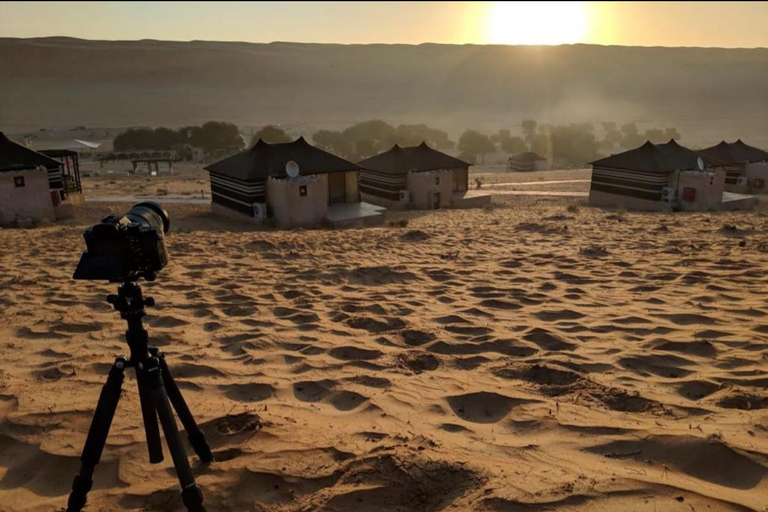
xmin=434 ymin=177 xmax=440 ymax=185
xmin=299 ymin=185 xmax=307 ymax=197
xmin=14 ymin=176 xmax=25 ymax=188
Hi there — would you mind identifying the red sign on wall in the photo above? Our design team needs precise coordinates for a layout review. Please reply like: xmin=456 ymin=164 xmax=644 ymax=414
xmin=682 ymin=187 xmax=696 ymax=202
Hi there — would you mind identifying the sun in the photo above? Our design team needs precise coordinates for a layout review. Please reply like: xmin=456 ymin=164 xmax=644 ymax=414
xmin=486 ymin=1 xmax=588 ymax=45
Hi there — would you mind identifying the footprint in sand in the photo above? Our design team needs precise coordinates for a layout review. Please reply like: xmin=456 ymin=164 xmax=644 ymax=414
xmin=445 ymin=391 xmax=535 ymax=424
xmin=221 ymin=382 xmax=276 ymax=402
xmin=328 ymin=346 xmax=382 ymax=361
xmin=587 ymin=435 xmax=766 ymax=489
xmin=398 ymin=329 xmax=437 ymax=347
xmin=523 ymin=328 xmax=577 ymax=351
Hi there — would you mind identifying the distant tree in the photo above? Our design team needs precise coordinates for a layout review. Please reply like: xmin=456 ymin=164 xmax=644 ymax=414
xmin=600 ymin=122 xmax=623 ymax=151
xmin=522 ymin=119 xmax=538 ymax=143
xmin=458 ymin=130 xmax=495 ymax=164
xmin=251 ymin=125 xmax=291 ymax=145
xmin=342 ymin=120 xmax=396 ymax=156
xmin=530 ymin=134 xmax=551 ymax=159
xmin=494 ymin=129 xmax=527 ymax=154
xmin=393 ymin=124 xmax=454 ymax=150
xmin=549 ymin=123 xmax=599 ymax=165
xmin=643 ymin=128 xmax=666 ymax=144
xmin=620 ymin=123 xmax=644 ymax=149
xmin=490 ymin=129 xmax=508 ymax=145
xmin=355 ymin=139 xmax=376 ymax=159
xmin=114 ymin=128 xmax=154 ymax=151
xmin=189 ymin=121 xmax=244 ymax=152
xmin=312 ymin=129 xmax=354 ymax=159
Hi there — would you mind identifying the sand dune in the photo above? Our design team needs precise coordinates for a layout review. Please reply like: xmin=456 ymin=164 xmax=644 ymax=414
xmin=1 ymin=198 xmax=768 ymax=511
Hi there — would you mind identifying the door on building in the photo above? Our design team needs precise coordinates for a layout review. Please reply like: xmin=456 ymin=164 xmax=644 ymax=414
xmin=328 ymin=172 xmax=346 ymax=204
xmin=453 ymin=168 xmax=468 ymax=191
xmin=433 ymin=192 xmax=441 ymax=209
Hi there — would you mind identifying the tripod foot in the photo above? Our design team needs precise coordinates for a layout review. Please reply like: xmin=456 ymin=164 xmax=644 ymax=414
xmin=181 ymin=484 xmax=207 ymax=512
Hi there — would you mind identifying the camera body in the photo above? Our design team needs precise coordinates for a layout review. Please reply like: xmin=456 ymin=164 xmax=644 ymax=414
xmin=74 ymin=202 xmax=170 ymax=282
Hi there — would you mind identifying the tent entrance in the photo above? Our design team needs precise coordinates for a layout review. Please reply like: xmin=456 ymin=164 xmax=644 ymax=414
xmin=328 ymin=172 xmax=347 ymax=204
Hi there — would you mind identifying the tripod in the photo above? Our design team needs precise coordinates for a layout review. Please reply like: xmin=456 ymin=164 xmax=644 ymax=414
xmin=66 ymin=280 xmax=214 ymax=512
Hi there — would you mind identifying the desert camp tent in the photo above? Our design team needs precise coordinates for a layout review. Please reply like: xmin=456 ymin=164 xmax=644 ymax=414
xmin=589 ymin=139 xmax=754 ymax=211
xmin=699 ymin=140 xmax=768 ymax=194
xmin=0 ymin=132 xmax=64 ymax=224
xmin=205 ymin=137 xmax=383 ymax=227
xmin=358 ymin=142 xmax=490 ymax=209
xmin=508 ymin=151 xmax=549 ymax=172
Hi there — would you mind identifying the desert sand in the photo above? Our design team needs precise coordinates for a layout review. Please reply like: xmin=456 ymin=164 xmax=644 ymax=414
xmin=1 ymin=194 xmax=768 ymax=512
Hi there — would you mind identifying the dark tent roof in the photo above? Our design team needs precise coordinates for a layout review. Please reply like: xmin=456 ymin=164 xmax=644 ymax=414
xmin=590 ymin=139 xmax=724 ymax=173
xmin=204 ymin=137 xmax=361 ymax=181
xmin=358 ymin=142 xmax=470 ymax=175
xmin=509 ymin=151 xmax=547 ymax=162
xmin=0 ymin=132 xmax=62 ymax=172
xmin=699 ymin=139 xmax=768 ymax=164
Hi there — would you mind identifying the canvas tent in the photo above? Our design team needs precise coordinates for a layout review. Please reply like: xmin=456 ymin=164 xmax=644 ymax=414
xmin=588 ymin=139 xmax=754 ymax=211
xmin=0 ymin=132 xmax=64 ymax=224
xmin=699 ymin=140 xmax=768 ymax=194
xmin=358 ymin=142 xmax=490 ymax=209
xmin=508 ymin=151 xmax=549 ymax=172
xmin=206 ymin=137 xmax=383 ymax=227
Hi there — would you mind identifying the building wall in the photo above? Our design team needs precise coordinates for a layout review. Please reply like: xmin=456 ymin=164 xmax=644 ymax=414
xmin=360 ymin=192 xmax=410 ymax=210
xmin=267 ymin=175 xmax=328 ymax=228
xmin=0 ymin=169 xmax=55 ymax=224
xmin=345 ymin=170 xmax=360 ymax=202
xmin=407 ymin=169 xmax=453 ymax=210
xmin=452 ymin=167 xmax=469 ymax=192
xmin=588 ymin=188 xmax=670 ymax=212
xmin=674 ymin=169 xmax=724 ymax=212
xmin=211 ymin=202 xmax=262 ymax=224
xmin=745 ymin=162 xmax=768 ymax=194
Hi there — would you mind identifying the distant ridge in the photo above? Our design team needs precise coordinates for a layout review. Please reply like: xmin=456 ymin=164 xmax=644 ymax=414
xmin=1 ymin=37 xmax=767 ymax=145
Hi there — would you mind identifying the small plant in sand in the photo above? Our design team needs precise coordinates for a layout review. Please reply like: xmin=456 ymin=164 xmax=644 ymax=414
xmin=157 ymin=187 xmax=169 ymax=196
xmin=475 ymin=177 xmax=484 ymax=189
xmin=566 ymin=204 xmax=580 ymax=214
xmin=387 ymin=218 xmax=409 ymax=228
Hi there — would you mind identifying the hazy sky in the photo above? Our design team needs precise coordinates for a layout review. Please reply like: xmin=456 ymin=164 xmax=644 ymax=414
xmin=2 ymin=1 xmax=768 ymax=48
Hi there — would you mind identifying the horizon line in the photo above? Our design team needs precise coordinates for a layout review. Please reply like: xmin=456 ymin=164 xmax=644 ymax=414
xmin=2 ymin=35 xmax=767 ymax=51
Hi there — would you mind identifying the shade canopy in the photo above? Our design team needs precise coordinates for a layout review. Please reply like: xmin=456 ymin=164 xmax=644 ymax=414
xmin=44 ymin=139 xmax=102 ymax=151
xmin=358 ymin=142 xmax=470 ymax=175
xmin=205 ymin=137 xmax=361 ymax=181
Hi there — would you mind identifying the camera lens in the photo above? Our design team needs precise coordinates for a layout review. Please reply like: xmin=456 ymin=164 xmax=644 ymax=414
xmin=125 ymin=201 xmax=170 ymax=234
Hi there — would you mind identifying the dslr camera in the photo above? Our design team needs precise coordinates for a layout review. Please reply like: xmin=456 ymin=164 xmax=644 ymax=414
xmin=73 ymin=202 xmax=170 ymax=282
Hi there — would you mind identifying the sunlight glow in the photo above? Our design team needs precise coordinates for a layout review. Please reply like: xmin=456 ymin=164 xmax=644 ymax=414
xmin=486 ymin=1 xmax=588 ymax=45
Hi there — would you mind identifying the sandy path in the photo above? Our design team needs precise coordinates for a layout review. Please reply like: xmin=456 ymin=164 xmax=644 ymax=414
xmin=1 ymin=199 xmax=767 ymax=512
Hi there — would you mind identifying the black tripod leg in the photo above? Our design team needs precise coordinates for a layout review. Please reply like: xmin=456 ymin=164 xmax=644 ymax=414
xmin=142 ymin=357 xmax=207 ymax=512
xmin=66 ymin=357 xmax=126 ymax=512
xmin=152 ymin=348 xmax=213 ymax=463
xmin=137 ymin=370 xmax=164 ymax=463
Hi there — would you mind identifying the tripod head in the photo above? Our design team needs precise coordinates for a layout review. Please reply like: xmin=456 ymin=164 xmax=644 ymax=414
xmin=107 ymin=279 xmax=156 ymax=364
xmin=107 ymin=279 xmax=155 ymax=317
